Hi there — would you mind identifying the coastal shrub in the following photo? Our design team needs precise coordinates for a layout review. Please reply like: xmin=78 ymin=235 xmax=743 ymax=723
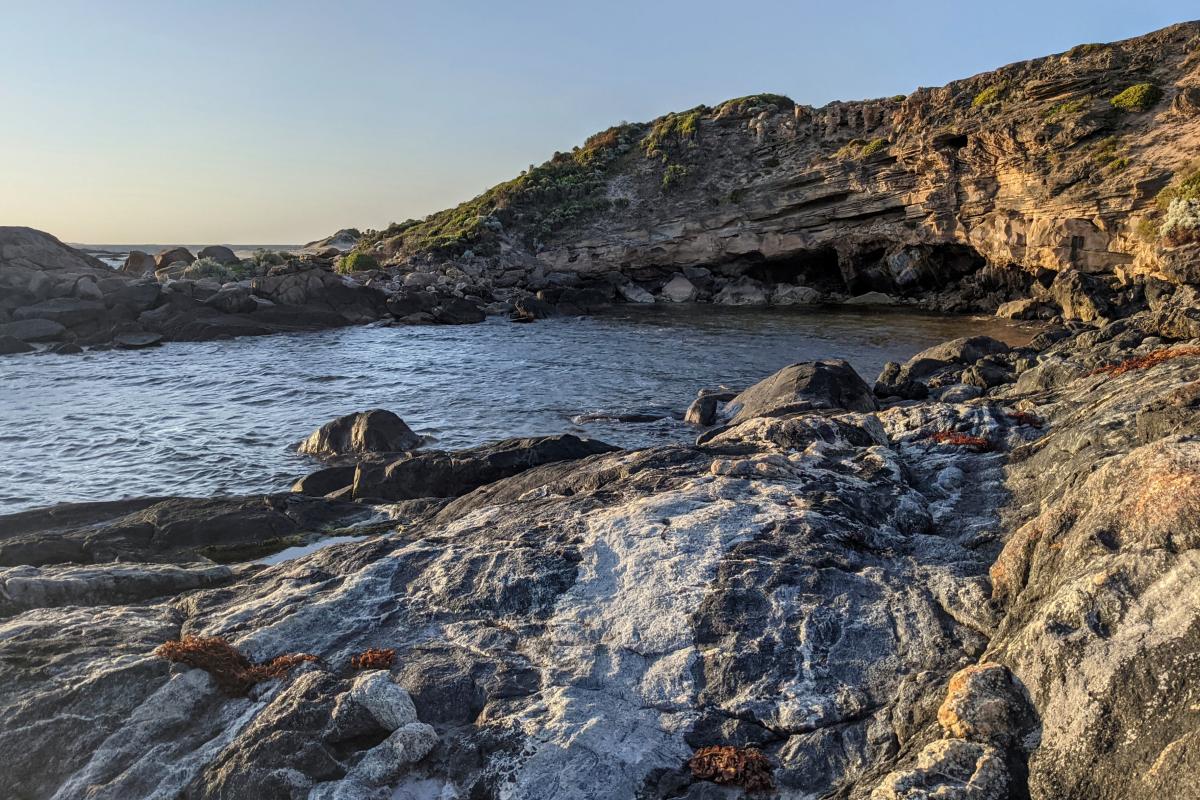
xmin=358 ymin=122 xmax=638 ymax=256
xmin=1156 ymin=160 xmax=1200 ymax=210
xmin=714 ymin=93 xmax=795 ymax=118
xmin=181 ymin=257 xmax=251 ymax=282
xmin=642 ymin=108 xmax=706 ymax=158
xmin=661 ymin=164 xmax=690 ymax=192
xmin=1110 ymin=83 xmax=1163 ymax=112
xmin=337 ymin=251 xmax=380 ymax=274
xmin=837 ymin=138 xmax=889 ymax=160
xmin=1043 ymin=96 xmax=1091 ymax=121
xmin=971 ymin=84 xmax=1005 ymax=109
xmin=688 ymin=746 xmax=773 ymax=792
xmin=929 ymin=431 xmax=993 ymax=451
xmin=1090 ymin=136 xmax=1128 ymax=173
xmin=350 ymin=647 xmax=395 ymax=670
xmin=1160 ymin=199 xmax=1200 ymax=246
xmin=1140 ymin=161 xmax=1200 ymax=243
xmin=155 ymin=635 xmax=318 ymax=695
xmin=891 ymin=94 xmax=907 ymax=102
xmin=1089 ymin=346 xmax=1200 ymax=376
xmin=250 ymin=249 xmax=287 ymax=268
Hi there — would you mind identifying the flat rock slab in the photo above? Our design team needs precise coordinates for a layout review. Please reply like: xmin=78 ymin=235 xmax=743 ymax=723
xmin=113 ymin=331 xmax=164 ymax=349
xmin=0 ymin=317 xmax=66 ymax=342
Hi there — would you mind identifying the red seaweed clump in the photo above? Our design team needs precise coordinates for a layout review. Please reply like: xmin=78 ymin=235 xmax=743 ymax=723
xmin=929 ymin=431 xmax=993 ymax=451
xmin=350 ymin=647 xmax=396 ymax=671
xmin=688 ymin=745 xmax=774 ymax=792
xmin=155 ymin=635 xmax=318 ymax=695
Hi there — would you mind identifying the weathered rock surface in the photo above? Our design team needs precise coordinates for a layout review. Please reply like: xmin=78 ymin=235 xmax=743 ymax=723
xmin=9 ymin=300 xmax=1200 ymax=797
xmin=298 ymin=409 xmax=422 ymax=461
xmin=366 ymin=23 xmax=1200 ymax=316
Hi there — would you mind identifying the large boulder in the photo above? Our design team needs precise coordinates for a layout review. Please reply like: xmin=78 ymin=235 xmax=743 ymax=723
xmin=0 ymin=227 xmax=110 ymax=274
xmin=298 ymin=409 xmax=422 ymax=461
xmin=120 ymin=251 xmax=157 ymax=275
xmin=660 ymin=275 xmax=699 ymax=303
xmin=724 ymin=359 xmax=878 ymax=424
xmin=251 ymin=267 xmax=387 ymax=322
xmin=0 ymin=318 xmax=67 ymax=342
xmin=154 ymin=247 xmax=195 ymax=270
xmin=714 ymin=277 xmax=769 ymax=306
xmin=12 ymin=298 xmax=109 ymax=328
xmin=197 ymin=245 xmax=239 ymax=265
xmin=1049 ymin=269 xmax=1112 ymax=322
xmin=351 ymin=434 xmax=619 ymax=501
xmin=0 ymin=335 xmax=34 ymax=354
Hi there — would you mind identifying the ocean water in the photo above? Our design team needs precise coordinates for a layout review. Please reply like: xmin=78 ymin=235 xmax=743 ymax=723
xmin=0 ymin=306 xmax=1034 ymax=514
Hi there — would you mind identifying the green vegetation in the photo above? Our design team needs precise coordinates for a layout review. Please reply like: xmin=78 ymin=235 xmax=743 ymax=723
xmin=337 ymin=252 xmax=379 ymax=274
xmin=971 ymin=84 xmax=1005 ymax=109
xmin=837 ymin=137 xmax=890 ymax=160
xmin=182 ymin=257 xmax=252 ymax=282
xmin=891 ymin=94 xmax=907 ymax=102
xmin=1043 ymin=96 xmax=1091 ymax=121
xmin=1110 ymin=83 xmax=1163 ymax=112
xmin=358 ymin=122 xmax=641 ymax=256
xmin=1065 ymin=43 xmax=1107 ymax=58
xmin=250 ymin=249 xmax=287 ymax=268
xmin=1155 ymin=160 xmax=1200 ymax=210
xmin=661 ymin=164 xmax=690 ymax=192
xmin=642 ymin=107 xmax=705 ymax=158
xmin=714 ymin=93 xmax=794 ymax=118
xmin=1090 ymin=136 xmax=1128 ymax=173
xmin=1153 ymin=161 xmax=1200 ymax=246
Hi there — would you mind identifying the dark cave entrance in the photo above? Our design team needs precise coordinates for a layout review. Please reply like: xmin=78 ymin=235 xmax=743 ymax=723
xmin=843 ymin=242 xmax=988 ymax=295
xmin=741 ymin=247 xmax=846 ymax=292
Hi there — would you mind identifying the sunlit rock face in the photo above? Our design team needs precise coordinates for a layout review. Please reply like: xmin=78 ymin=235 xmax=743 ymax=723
xmin=374 ymin=23 xmax=1200 ymax=312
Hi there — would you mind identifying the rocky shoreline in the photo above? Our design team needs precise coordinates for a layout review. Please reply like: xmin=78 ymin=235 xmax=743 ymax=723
xmin=5 ymin=282 xmax=1200 ymax=798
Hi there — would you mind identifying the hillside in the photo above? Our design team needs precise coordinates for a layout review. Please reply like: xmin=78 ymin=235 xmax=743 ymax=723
xmin=361 ymin=22 xmax=1200 ymax=310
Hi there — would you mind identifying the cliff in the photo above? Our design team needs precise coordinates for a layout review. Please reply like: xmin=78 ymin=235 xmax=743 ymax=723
xmin=363 ymin=22 xmax=1200 ymax=310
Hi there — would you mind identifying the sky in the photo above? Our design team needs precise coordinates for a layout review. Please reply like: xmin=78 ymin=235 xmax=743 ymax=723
xmin=0 ymin=1 xmax=1195 ymax=245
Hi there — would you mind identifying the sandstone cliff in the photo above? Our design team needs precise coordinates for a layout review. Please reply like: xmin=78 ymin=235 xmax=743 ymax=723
xmin=364 ymin=22 xmax=1200 ymax=310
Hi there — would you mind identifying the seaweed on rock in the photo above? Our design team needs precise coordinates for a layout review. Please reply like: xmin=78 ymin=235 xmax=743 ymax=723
xmin=155 ymin=635 xmax=318 ymax=695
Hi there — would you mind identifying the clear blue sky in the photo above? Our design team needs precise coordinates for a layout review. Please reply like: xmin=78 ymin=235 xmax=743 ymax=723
xmin=0 ymin=0 xmax=1193 ymax=244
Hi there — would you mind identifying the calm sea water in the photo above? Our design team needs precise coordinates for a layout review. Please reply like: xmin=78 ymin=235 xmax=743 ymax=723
xmin=0 ymin=307 xmax=1034 ymax=514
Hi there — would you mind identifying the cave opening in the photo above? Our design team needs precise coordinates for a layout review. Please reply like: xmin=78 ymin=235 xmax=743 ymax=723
xmin=742 ymin=247 xmax=846 ymax=292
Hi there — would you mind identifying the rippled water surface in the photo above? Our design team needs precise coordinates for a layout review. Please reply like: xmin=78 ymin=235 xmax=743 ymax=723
xmin=0 ymin=307 xmax=1035 ymax=513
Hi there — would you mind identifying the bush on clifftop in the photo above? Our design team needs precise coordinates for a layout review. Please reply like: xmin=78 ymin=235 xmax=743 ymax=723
xmin=1110 ymin=83 xmax=1163 ymax=112
xmin=972 ymin=84 xmax=1005 ymax=109
xmin=337 ymin=252 xmax=379 ymax=274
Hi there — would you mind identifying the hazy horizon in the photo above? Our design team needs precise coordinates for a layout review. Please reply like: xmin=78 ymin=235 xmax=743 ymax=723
xmin=2 ymin=0 xmax=1194 ymax=244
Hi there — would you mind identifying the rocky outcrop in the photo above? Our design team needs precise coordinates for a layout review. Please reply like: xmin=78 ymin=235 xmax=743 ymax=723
xmin=9 ymin=299 xmax=1200 ymax=796
xmin=298 ymin=409 xmax=422 ymax=461
xmin=0 ymin=228 xmax=494 ymax=355
xmin=362 ymin=23 xmax=1200 ymax=317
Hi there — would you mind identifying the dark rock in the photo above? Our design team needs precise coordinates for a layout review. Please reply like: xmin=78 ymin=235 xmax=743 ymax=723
xmin=154 ymin=247 xmax=196 ymax=270
xmin=385 ymin=290 xmax=437 ymax=318
xmin=113 ymin=331 xmax=164 ymax=349
xmin=12 ymin=297 xmax=108 ymax=328
xmin=513 ymin=295 xmax=557 ymax=320
xmin=724 ymin=359 xmax=877 ymax=424
xmin=299 ymin=409 xmax=422 ymax=461
xmin=0 ymin=335 xmax=34 ymax=354
xmin=120 ymin=251 xmax=157 ymax=275
xmin=1049 ymin=269 xmax=1113 ymax=323
xmin=433 ymin=297 xmax=485 ymax=325
xmin=352 ymin=434 xmax=619 ymax=501
xmin=684 ymin=391 xmax=737 ymax=426
xmin=291 ymin=466 xmax=357 ymax=497
xmin=203 ymin=287 xmax=257 ymax=315
xmin=0 ymin=318 xmax=67 ymax=342
xmin=197 ymin=245 xmax=239 ymax=265
xmin=49 ymin=342 xmax=83 ymax=355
